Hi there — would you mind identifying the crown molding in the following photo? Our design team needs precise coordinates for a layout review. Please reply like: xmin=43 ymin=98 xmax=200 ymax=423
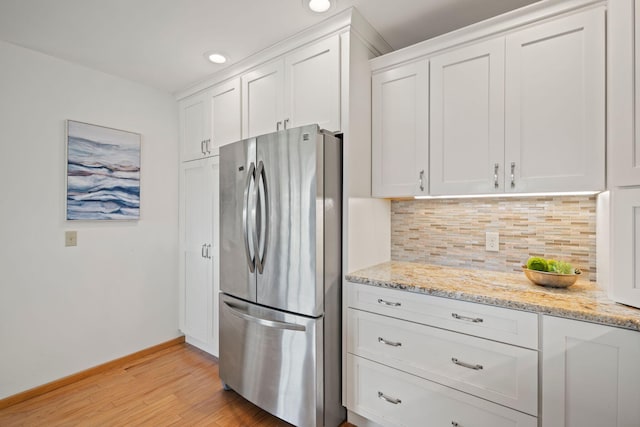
xmin=370 ymin=0 xmax=605 ymax=73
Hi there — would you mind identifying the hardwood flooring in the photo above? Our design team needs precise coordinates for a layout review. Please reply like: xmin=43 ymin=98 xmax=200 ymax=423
xmin=0 ymin=343 xmax=354 ymax=427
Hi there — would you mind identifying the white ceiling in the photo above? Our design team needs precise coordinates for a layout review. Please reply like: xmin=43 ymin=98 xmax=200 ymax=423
xmin=0 ymin=0 xmax=540 ymax=94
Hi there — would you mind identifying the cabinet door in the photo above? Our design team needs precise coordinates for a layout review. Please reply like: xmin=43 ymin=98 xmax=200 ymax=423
xmin=371 ymin=59 xmax=429 ymax=197
xmin=609 ymin=0 xmax=640 ymax=186
xmin=179 ymin=157 xmax=219 ymax=356
xmin=242 ymin=60 xmax=284 ymax=138
xmin=610 ymin=188 xmax=640 ymax=309
xmin=430 ymin=38 xmax=505 ymax=195
xmin=210 ymin=78 xmax=241 ymax=153
xmin=284 ymin=36 xmax=340 ymax=132
xmin=179 ymin=91 xmax=210 ymax=162
xmin=505 ymin=8 xmax=605 ymax=193
xmin=542 ymin=316 xmax=640 ymax=427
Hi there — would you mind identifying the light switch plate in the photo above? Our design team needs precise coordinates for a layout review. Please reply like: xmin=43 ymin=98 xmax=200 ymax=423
xmin=486 ymin=231 xmax=499 ymax=252
xmin=65 ymin=230 xmax=77 ymax=247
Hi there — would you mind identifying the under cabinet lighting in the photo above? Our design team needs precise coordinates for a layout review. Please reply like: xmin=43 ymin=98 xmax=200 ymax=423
xmin=414 ymin=191 xmax=600 ymax=200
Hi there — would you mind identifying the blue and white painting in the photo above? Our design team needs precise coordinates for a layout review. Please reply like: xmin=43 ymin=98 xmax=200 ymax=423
xmin=66 ymin=120 xmax=141 ymax=220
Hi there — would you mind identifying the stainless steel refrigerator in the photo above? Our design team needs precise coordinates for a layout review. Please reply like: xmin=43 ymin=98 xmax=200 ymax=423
xmin=219 ymin=124 xmax=344 ymax=427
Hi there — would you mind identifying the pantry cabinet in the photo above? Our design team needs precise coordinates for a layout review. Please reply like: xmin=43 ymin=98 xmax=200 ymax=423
xmin=429 ymin=38 xmax=505 ymax=195
xmin=179 ymin=157 xmax=220 ymax=356
xmin=372 ymin=2 xmax=606 ymax=198
xmin=242 ymin=35 xmax=341 ymax=139
xmin=371 ymin=59 xmax=428 ymax=197
xmin=542 ymin=316 xmax=640 ymax=427
xmin=177 ymin=9 xmax=392 ymax=360
xmin=504 ymin=8 xmax=605 ymax=193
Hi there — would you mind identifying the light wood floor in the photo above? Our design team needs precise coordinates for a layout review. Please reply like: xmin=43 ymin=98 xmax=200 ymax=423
xmin=0 ymin=343 xmax=354 ymax=426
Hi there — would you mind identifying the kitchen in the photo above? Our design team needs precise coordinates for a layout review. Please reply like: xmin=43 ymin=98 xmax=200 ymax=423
xmin=1 ymin=0 xmax=639 ymax=426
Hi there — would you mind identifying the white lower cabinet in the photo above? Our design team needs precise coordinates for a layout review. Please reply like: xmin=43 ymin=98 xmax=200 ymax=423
xmin=348 ymin=309 xmax=538 ymax=415
xmin=346 ymin=282 xmax=539 ymax=427
xmin=542 ymin=315 xmax=640 ymax=427
xmin=347 ymin=284 xmax=640 ymax=427
xmin=347 ymin=355 xmax=537 ymax=427
xmin=348 ymin=282 xmax=538 ymax=349
xmin=609 ymin=188 xmax=640 ymax=309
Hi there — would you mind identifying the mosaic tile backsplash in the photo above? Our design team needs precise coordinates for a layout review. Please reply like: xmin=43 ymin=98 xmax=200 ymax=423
xmin=391 ymin=196 xmax=597 ymax=281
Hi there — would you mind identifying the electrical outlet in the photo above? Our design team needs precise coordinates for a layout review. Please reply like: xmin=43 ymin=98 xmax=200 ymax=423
xmin=65 ymin=230 xmax=77 ymax=247
xmin=486 ymin=231 xmax=499 ymax=252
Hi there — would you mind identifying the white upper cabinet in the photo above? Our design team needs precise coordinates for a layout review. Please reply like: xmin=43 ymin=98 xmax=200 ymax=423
xmin=179 ymin=91 xmax=211 ymax=162
xmin=430 ymin=38 xmax=505 ymax=195
xmin=505 ymin=8 xmax=605 ymax=193
xmin=180 ymin=78 xmax=242 ymax=161
xmin=285 ymin=36 xmax=340 ymax=132
xmin=371 ymin=2 xmax=606 ymax=198
xmin=371 ymin=60 xmax=429 ymax=197
xmin=210 ymin=78 xmax=241 ymax=152
xmin=242 ymin=35 xmax=341 ymax=139
xmin=609 ymin=0 xmax=640 ymax=186
xmin=242 ymin=60 xmax=284 ymax=139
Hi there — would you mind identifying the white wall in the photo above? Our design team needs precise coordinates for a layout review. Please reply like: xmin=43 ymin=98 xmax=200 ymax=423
xmin=0 ymin=41 xmax=180 ymax=399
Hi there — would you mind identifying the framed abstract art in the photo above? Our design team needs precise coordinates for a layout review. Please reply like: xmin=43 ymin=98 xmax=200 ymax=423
xmin=66 ymin=120 xmax=141 ymax=220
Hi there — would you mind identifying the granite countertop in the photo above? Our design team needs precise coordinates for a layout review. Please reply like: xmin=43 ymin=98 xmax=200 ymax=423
xmin=345 ymin=261 xmax=640 ymax=332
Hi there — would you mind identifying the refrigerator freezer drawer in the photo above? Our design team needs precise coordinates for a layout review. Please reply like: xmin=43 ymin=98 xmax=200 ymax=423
xmin=219 ymin=293 xmax=323 ymax=427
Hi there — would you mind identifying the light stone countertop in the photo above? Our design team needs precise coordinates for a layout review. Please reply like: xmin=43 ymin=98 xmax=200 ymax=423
xmin=345 ymin=261 xmax=640 ymax=332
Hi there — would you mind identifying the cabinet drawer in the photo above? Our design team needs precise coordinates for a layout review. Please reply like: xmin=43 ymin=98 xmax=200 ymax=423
xmin=347 ymin=308 xmax=538 ymax=415
xmin=347 ymin=354 xmax=537 ymax=427
xmin=347 ymin=282 xmax=538 ymax=349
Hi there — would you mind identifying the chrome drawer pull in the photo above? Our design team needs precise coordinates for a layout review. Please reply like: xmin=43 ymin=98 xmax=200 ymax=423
xmin=451 ymin=313 xmax=483 ymax=323
xmin=377 ymin=298 xmax=401 ymax=307
xmin=378 ymin=337 xmax=402 ymax=347
xmin=452 ymin=357 xmax=483 ymax=370
xmin=378 ymin=391 xmax=401 ymax=405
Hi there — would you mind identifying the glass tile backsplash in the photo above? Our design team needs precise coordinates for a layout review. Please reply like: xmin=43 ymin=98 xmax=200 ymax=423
xmin=391 ymin=196 xmax=597 ymax=281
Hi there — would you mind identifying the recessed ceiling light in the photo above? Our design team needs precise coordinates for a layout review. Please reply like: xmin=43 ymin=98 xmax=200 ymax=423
xmin=307 ymin=0 xmax=331 ymax=13
xmin=206 ymin=53 xmax=227 ymax=64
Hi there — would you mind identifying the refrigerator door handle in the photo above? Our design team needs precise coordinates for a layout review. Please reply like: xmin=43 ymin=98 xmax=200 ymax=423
xmin=253 ymin=160 xmax=269 ymax=274
xmin=223 ymin=301 xmax=306 ymax=331
xmin=258 ymin=160 xmax=269 ymax=272
xmin=243 ymin=162 xmax=256 ymax=273
xmin=251 ymin=161 xmax=261 ymax=274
